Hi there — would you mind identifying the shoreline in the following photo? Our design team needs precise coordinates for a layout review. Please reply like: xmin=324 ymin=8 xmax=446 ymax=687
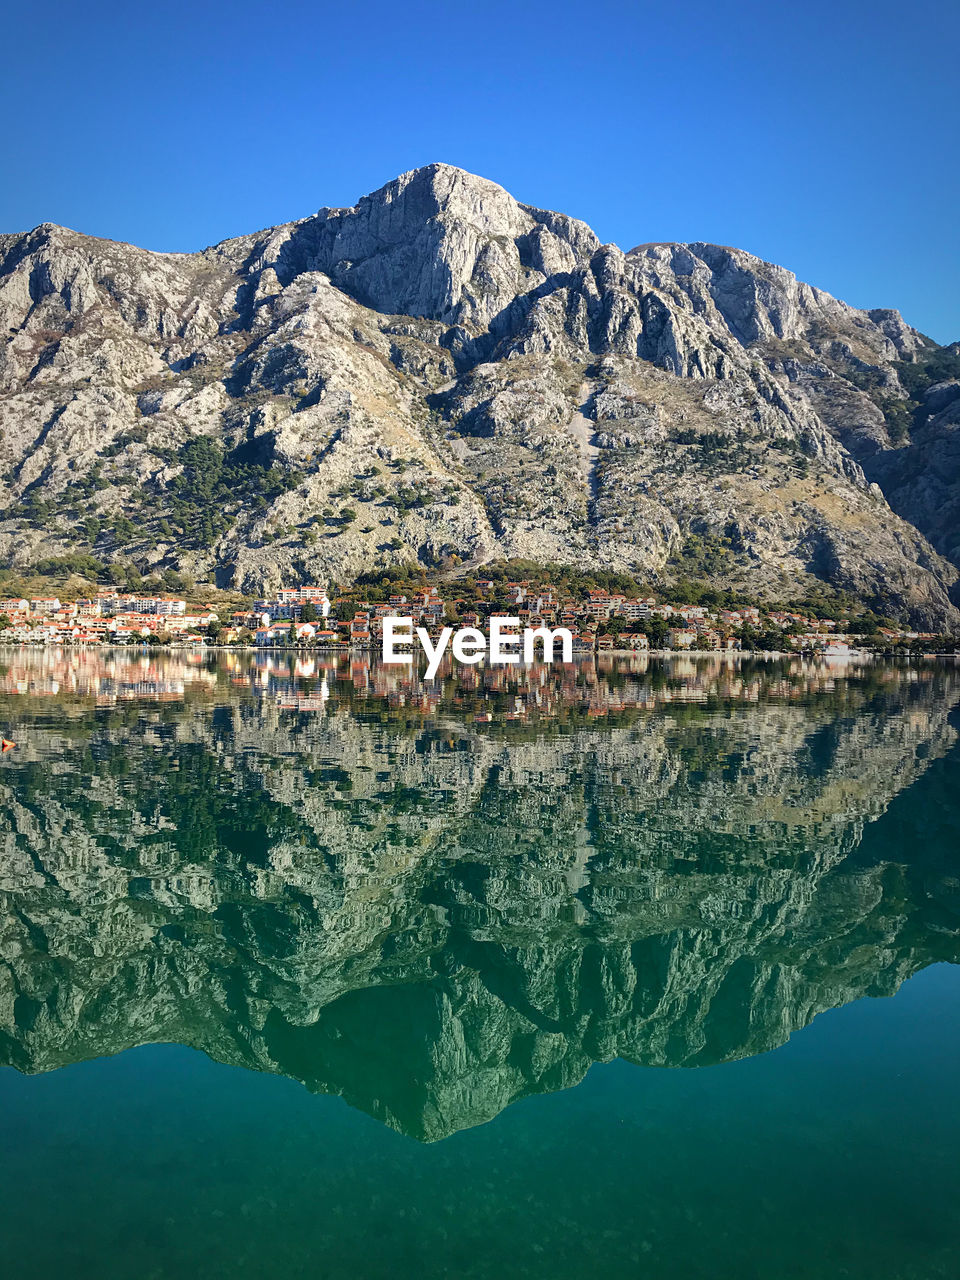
xmin=1 ymin=639 xmax=957 ymax=661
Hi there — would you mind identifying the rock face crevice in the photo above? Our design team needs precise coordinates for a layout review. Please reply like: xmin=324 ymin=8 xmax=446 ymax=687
xmin=0 ymin=164 xmax=956 ymax=625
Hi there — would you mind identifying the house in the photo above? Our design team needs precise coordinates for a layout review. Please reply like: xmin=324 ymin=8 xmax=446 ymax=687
xmin=148 ymin=597 xmax=187 ymax=617
xmin=349 ymin=613 xmax=372 ymax=645
xmin=620 ymin=598 xmax=653 ymax=620
xmin=255 ymin=626 xmax=290 ymax=646
xmin=30 ymin=597 xmax=62 ymax=616
xmin=275 ymin=585 xmax=329 ymax=606
xmin=256 ymin=587 xmax=331 ymax=619
xmin=95 ymin=592 xmax=121 ymax=615
xmin=667 ymin=628 xmax=697 ymax=649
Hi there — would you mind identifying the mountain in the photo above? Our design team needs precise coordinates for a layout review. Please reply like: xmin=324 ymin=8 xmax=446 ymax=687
xmin=2 ymin=654 xmax=959 ymax=1140
xmin=1 ymin=163 xmax=958 ymax=626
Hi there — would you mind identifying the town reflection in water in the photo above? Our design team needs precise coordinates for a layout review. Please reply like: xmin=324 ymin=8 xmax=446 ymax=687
xmin=1 ymin=648 xmax=959 ymax=1140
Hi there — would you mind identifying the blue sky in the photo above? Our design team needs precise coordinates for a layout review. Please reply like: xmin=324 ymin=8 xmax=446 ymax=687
xmin=2 ymin=0 xmax=957 ymax=341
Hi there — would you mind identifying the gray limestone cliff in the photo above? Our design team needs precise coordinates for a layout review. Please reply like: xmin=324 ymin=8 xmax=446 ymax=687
xmin=0 ymin=164 xmax=957 ymax=626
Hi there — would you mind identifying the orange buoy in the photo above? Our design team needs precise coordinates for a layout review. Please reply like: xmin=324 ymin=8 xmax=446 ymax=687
xmin=1 ymin=739 xmax=16 ymax=751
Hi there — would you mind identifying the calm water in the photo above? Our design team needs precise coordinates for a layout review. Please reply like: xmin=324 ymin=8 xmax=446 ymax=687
xmin=1 ymin=649 xmax=959 ymax=1279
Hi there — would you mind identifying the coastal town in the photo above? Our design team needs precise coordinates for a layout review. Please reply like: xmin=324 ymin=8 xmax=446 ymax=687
xmin=0 ymin=578 xmax=953 ymax=655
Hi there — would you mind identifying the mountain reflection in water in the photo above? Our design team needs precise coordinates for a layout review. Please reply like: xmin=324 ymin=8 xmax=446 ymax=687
xmin=1 ymin=649 xmax=958 ymax=1141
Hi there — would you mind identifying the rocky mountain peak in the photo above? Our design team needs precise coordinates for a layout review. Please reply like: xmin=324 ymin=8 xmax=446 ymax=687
xmin=346 ymin=162 xmax=530 ymax=234
xmin=271 ymin=162 xmax=600 ymax=327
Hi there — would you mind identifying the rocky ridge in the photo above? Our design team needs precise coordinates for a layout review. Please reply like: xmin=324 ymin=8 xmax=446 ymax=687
xmin=0 ymin=164 xmax=957 ymax=626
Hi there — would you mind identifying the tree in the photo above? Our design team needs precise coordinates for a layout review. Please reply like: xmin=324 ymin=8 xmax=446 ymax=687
xmin=0 ymin=613 xmax=10 ymax=631
xmin=739 ymin=625 xmax=785 ymax=652
xmin=301 ymin=602 xmax=319 ymax=623
xmin=339 ymin=508 xmax=357 ymax=523
xmin=641 ymin=617 xmax=669 ymax=647
xmin=113 ymin=515 xmax=137 ymax=545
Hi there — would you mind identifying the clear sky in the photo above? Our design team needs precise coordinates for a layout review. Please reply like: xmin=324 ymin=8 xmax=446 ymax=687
xmin=2 ymin=0 xmax=957 ymax=341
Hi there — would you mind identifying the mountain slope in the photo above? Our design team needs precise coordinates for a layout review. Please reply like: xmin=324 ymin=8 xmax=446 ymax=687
xmin=0 ymin=163 xmax=956 ymax=625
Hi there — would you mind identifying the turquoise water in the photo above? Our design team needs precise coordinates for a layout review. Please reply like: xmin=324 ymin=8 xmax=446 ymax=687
xmin=1 ymin=651 xmax=959 ymax=1278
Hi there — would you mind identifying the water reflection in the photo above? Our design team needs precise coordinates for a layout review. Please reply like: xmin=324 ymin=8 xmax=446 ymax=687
xmin=1 ymin=650 xmax=959 ymax=1140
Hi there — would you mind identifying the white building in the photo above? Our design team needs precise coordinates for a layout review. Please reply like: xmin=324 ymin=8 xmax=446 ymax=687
xmin=29 ymin=597 xmax=62 ymax=616
xmin=256 ymin=590 xmax=330 ymax=621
